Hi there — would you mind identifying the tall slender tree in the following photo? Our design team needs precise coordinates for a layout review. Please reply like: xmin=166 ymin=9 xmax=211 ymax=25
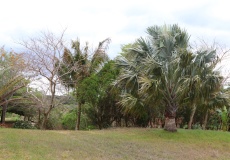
xmin=58 ymin=38 xmax=110 ymax=130
xmin=183 ymin=49 xmax=224 ymax=129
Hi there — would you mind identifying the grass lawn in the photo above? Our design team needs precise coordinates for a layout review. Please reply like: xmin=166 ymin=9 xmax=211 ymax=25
xmin=0 ymin=128 xmax=229 ymax=160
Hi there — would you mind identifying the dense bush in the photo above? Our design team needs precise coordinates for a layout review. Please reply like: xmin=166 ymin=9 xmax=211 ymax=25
xmin=13 ymin=120 xmax=36 ymax=129
xmin=61 ymin=108 xmax=95 ymax=130
xmin=45 ymin=107 xmax=64 ymax=130
xmin=192 ymin=123 xmax=202 ymax=130
xmin=61 ymin=109 xmax=77 ymax=130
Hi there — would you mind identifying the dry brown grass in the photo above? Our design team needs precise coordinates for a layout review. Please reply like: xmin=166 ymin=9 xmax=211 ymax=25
xmin=0 ymin=128 xmax=229 ymax=160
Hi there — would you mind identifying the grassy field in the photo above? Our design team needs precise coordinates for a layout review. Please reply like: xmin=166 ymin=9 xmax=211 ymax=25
xmin=0 ymin=128 xmax=229 ymax=160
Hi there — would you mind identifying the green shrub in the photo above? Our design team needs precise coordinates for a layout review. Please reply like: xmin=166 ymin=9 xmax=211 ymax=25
xmin=217 ymin=106 xmax=229 ymax=131
xmin=5 ymin=113 xmax=21 ymax=121
xmin=61 ymin=108 xmax=96 ymax=130
xmin=85 ymin=125 xmax=97 ymax=130
xmin=13 ymin=120 xmax=36 ymax=129
xmin=183 ymin=124 xmax=188 ymax=129
xmin=192 ymin=123 xmax=202 ymax=130
xmin=46 ymin=108 xmax=64 ymax=130
xmin=61 ymin=110 xmax=77 ymax=130
xmin=206 ymin=111 xmax=221 ymax=130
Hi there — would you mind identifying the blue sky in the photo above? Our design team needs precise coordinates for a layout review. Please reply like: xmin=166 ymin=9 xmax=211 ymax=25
xmin=1 ymin=0 xmax=230 ymax=59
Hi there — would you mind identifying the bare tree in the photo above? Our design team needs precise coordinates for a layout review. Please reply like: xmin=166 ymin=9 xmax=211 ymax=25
xmin=19 ymin=30 xmax=71 ymax=129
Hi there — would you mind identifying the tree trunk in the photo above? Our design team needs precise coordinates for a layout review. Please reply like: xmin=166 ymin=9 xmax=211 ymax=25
xmin=164 ymin=98 xmax=177 ymax=132
xmin=202 ymin=109 xmax=209 ymax=130
xmin=38 ymin=108 xmax=41 ymax=128
xmin=164 ymin=117 xmax=177 ymax=132
xmin=76 ymin=103 xmax=82 ymax=130
xmin=188 ymin=104 xmax=196 ymax=129
xmin=98 ymin=120 xmax=102 ymax=130
xmin=148 ymin=119 xmax=153 ymax=128
xmin=0 ymin=104 xmax=7 ymax=124
xmin=41 ymin=113 xmax=48 ymax=129
xmin=125 ymin=115 xmax=129 ymax=127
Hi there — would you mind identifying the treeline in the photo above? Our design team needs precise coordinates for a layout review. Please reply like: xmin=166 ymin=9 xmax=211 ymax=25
xmin=0 ymin=24 xmax=229 ymax=132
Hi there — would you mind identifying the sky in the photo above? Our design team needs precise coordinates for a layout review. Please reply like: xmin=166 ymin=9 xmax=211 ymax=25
xmin=1 ymin=0 xmax=230 ymax=60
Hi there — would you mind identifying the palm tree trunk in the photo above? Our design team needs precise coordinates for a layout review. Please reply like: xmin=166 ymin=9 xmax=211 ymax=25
xmin=164 ymin=103 xmax=177 ymax=132
xmin=202 ymin=109 xmax=209 ymax=130
xmin=76 ymin=103 xmax=82 ymax=130
xmin=164 ymin=117 xmax=177 ymax=132
xmin=188 ymin=104 xmax=196 ymax=129
xmin=125 ymin=116 xmax=129 ymax=127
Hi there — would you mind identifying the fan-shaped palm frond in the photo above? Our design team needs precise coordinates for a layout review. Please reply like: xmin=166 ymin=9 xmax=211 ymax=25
xmin=115 ymin=24 xmax=225 ymax=132
xmin=90 ymin=38 xmax=110 ymax=73
xmin=118 ymin=93 xmax=146 ymax=117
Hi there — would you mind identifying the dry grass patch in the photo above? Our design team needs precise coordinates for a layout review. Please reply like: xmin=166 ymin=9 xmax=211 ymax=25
xmin=0 ymin=128 xmax=229 ymax=160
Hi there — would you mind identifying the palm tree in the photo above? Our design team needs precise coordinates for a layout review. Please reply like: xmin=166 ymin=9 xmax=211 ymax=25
xmin=202 ymin=91 xmax=229 ymax=130
xmin=58 ymin=38 xmax=110 ymax=130
xmin=184 ymin=49 xmax=224 ymax=129
xmin=116 ymin=25 xmax=227 ymax=132
xmin=116 ymin=24 xmax=191 ymax=132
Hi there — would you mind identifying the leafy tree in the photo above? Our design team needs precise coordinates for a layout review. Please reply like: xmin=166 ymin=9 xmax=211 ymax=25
xmin=61 ymin=109 xmax=77 ymax=130
xmin=57 ymin=38 xmax=110 ymax=130
xmin=7 ymin=87 xmax=36 ymax=121
xmin=0 ymin=48 xmax=27 ymax=124
xmin=77 ymin=60 xmax=120 ymax=129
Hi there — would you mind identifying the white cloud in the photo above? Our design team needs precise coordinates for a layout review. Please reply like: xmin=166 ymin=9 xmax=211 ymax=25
xmin=1 ymin=0 xmax=230 ymax=59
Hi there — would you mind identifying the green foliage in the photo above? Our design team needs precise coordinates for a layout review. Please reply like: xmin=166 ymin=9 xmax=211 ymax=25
xmin=6 ymin=88 xmax=36 ymax=119
xmin=206 ymin=111 xmax=221 ymax=130
xmin=46 ymin=108 xmax=65 ymax=130
xmin=61 ymin=109 xmax=77 ymax=130
xmin=77 ymin=75 xmax=100 ymax=104
xmin=57 ymin=38 xmax=111 ymax=130
xmin=13 ymin=120 xmax=36 ymax=129
xmin=77 ymin=61 xmax=120 ymax=129
xmin=192 ymin=123 xmax=202 ymax=130
xmin=115 ymin=24 xmax=227 ymax=131
xmin=0 ymin=48 xmax=28 ymax=124
xmin=115 ymin=24 xmax=192 ymax=131
xmin=61 ymin=108 xmax=95 ymax=130
xmin=5 ymin=113 xmax=21 ymax=121
xmin=77 ymin=61 xmax=119 ymax=103
xmin=183 ymin=124 xmax=188 ymax=129
xmin=216 ymin=106 xmax=229 ymax=131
